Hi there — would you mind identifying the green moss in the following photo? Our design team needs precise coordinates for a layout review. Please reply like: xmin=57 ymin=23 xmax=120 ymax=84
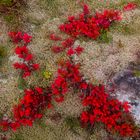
xmin=0 ymin=0 xmax=13 ymax=6
xmin=134 ymin=70 xmax=140 ymax=77
xmin=3 ymin=13 xmax=16 ymax=23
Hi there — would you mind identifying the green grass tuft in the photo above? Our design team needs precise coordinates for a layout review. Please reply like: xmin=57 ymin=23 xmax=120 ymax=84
xmin=134 ymin=70 xmax=140 ymax=77
xmin=0 ymin=0 xmax=13 ymax=6
xmin=17 ymin=76 xmax=27 ymax=90
xmin=97 ymin=29 xmax=112 ymax=43
xmin=0 ymin=45 xmax=7 ymax=65
xmin=64 ymin=116 xmax=81 ymax=135
xmin=10 ymin=133 xmax=24 ymax=140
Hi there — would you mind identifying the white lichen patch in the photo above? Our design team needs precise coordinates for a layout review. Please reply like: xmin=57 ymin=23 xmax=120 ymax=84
xmin=116 ymin=90 xmax=140 ymax=124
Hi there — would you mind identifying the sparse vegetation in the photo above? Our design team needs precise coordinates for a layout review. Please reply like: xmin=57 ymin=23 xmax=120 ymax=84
xmin=64 ymin=116 xmax=81 ymax=136
xmin=40 ymin=0 xmax=60 ymax=17
xmin=0 ymin=0 xmax=140 ymax=140
xmin=0 ymin=0 xmax=13 ymax=6
xmin=0 ymin=0 xmax=26 ymax=13
xmin=10 ymin=133 xmax=24 ymax=140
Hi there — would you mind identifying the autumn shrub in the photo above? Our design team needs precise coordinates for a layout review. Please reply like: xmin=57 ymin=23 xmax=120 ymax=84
xmin=9 ymin=32 xmax=39 ymax=78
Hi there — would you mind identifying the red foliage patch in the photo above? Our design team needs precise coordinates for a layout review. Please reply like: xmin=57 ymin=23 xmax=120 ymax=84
xmin=9 ymin=32 xmax=39 ymax=78
xmin=123 ymin=3 xmax=137 ymax=11
xmin=80 ymin=85 xmax=134 ymax=137
xmin=59 ymin=6 xmax=121 ymax=39
xmin=0 ymin=88 xmax=52 ymax=131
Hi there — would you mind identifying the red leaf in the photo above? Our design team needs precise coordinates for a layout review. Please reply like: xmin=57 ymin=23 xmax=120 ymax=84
xmin=75 ymin=45 xmax=84 ymax=55
xmin=67 ymin=48 xmax=75 ymax=56
xmin=123 ymin=3 xmax=137 ymax=11
xmin=25 ymin=54 xmax=33 ymax=61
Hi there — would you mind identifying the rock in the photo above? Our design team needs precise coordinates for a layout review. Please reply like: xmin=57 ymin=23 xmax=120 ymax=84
xmin=110 ymin=64 xmax=140 ymax=124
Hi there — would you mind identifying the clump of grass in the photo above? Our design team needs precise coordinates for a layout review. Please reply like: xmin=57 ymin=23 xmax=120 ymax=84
xmin=110 ymin=22 xmax=135 ymax=35
xmin=35 ymin=119 xmax=47 ymax=129
xmin=0 ymin=0 xmax=13 ymax=6
xmin=0 ymin=45 xmax=7 ymax=65
xmin=97 ymin=29 xmax=112 ymax=43
xmin=17 ymin=76 xmax=27 ymax=90
xmin=65 ymin=116 xmax=79 ymax=128
xmin=121 ymin=24 xmax=133 ymax=34
xmin=134 ymin=70 xmax=140 ymax=77
xmin=3 ymin=13 xmax=15 ymax=23
xmin=117 ymin=39 xmax=125 ymax=48
xmin=64 ymin=116 xmax=81 ymax=135
xmin=10 ymin=133 xmax=24 ymax=140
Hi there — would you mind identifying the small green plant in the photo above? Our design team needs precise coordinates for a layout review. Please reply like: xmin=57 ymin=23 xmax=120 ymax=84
xmin=65 ymin=116 xmax=80 ymax=128
xmin=36 ymin=119 xmax=47 ymax=129
xmin=133 ymin=0 xmax=140 ymax=6
xmin=17 ymin=75 xmax=27 ymax=90
xmin=65 ymin=116 xmax=81 ymax=135
xmin=97 ymin=29 xmax=112 ymax=43
xmin=134 ymin=70 xmax=140 ymax=77
xmin=0 ymin=45 xmax=7 ymax=65
xmin=110 ymin=22 xmax=134 ymax=35
xmin=0 ymin=0 xmax=13 ymax=6
xmin=3 ymin=14 xmax=15 ymax=23
xmin=122 ymin=24 xmax=132 ymax=34
xmin=10 ymin=133 xmax=24 ymax=140
xmin=43 ymin=70 xmax=52 ymax=79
